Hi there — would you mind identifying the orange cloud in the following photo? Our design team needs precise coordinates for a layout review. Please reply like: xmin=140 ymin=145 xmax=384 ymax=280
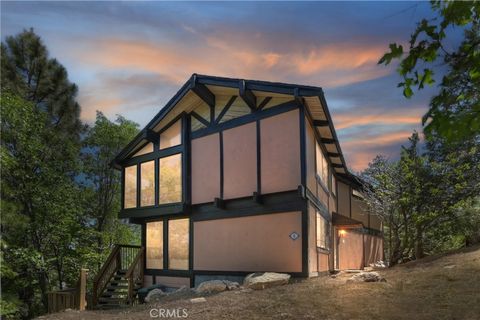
xmin=333 ymin=113 xmax=421 ymax=130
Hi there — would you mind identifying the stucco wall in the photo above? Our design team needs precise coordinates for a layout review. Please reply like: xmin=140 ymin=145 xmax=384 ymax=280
xmin=337 ymin=181 xmax=350 ymax=217
xmin=337 ymin=228 xmax=364 ymax=270
xmin=260 ymin=109 xmax=301 ymax=194
xmin=305 ymin=117 xmax=316 ymax=193
xmin=193 ymin=211 xmax=302 ymax=272
xmin=191 ymin=133 xmax=220 ymax=204
xmin=223 ymin=122 xmax=257 ymax=200
xmin=364 ymin=235 xmax=384 ymax=265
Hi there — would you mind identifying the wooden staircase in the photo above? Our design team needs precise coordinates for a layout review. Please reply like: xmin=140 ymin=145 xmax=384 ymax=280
xmin=93 ymin=245 xmax=144 ymax=309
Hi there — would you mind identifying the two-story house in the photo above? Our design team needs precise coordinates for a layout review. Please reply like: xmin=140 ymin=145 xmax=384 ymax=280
xmin=111 ymin=74 xmax=384 ymax=290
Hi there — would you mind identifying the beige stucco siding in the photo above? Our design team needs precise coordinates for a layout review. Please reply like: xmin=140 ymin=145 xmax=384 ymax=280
xmin=193 ymin=211 xmax=302 ymax=272
xmin=337 ymin=181 xmax=350 ymax=217
xmin=364 ymin=235 xmax=384 ymax=266
xmin=337 ymin=228 xmax=363 ymax=270
xmin=223 ymin=122 xmax=257 ymax=200
xmin=305 ymin=117 xmax=316 ymax=193
xmin=191 ymin=133 xmax=220 ymax=204
xmin=260 ymin=109 xmax=301 ymax=194
xmin=351 ymin=196 xmax=369 ymax=226
xmin=308 ymin=203 xmax=317 ymax=274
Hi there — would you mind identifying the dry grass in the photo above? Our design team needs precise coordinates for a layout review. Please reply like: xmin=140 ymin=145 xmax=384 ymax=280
xmin=40 ymin=246 xmax=480 ymax=320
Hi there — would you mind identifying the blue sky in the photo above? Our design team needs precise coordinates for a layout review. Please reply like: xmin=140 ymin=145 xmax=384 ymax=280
xmin=1 ymin=1 xmax=445 ymax=170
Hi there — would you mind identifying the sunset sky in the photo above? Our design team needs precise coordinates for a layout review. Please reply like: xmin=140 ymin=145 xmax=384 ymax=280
xmin=1 ymin=1 xmax=445 ymax=171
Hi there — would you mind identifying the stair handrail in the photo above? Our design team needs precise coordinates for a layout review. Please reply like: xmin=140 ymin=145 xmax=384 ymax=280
xmin=125 ymin=247 xmax=145 ymax=305
xmin=92 ymin=244 xmax=121 ymax=306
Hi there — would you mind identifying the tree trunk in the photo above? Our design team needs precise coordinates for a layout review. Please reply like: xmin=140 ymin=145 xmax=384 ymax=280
xmin=415 ymin=225 xmax=425 ymax=259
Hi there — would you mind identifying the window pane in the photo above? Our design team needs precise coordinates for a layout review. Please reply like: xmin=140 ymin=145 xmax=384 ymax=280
xmin=146 ymin=221 xmax=163 ymax=269
xmin=141 ymin=161 xmax=155 ymax=206
xmin=316 ymin=212 xmax=328 ymax=249
xmin=168 ymin=219 xmax=189 ymax=270
xmin=159 ymin=154 xmax=182 ymax=204
xmin=124 ymin=165 xmax=137 ymax=208
xmin=322 ymin=154 xmax=329 ymax=184
xmin=133 ymin=142 xmax=153 ymax=157
xmin=160 ymin=121 xmax=181 ymax=149
xmin=332 ymin=175 xmax=337 ymax=196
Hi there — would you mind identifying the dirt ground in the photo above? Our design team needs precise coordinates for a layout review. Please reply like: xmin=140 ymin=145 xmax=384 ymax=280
xmin=39 ymin=246 xmax=480 ymax=320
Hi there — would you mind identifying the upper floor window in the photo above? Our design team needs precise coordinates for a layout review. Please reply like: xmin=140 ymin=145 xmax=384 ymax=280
xmin=140 ymin=161 xmax=155 ymax=207
xmin=160 ymin=120 xmax=181 ymax=149
xmin=315 ymin=142 xmax=329 ymax=187
xmin=124 ymin=165 xmax=137 ymax=209
xmin=133 ymin=142 xmax=154 ymax=157
xmin=159 ymin=154 xmax=182 ymax=204
xmin=316 ymin=211 xmax=330 ymax=249
xmin=331 ymin=174 xmax=337 ymax=196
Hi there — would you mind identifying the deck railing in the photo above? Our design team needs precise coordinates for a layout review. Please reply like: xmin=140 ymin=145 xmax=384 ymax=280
xmin=92 ymin=244 xmax=143 ymax=307
xmin=47 ymin=268 xmax=88 ymax=313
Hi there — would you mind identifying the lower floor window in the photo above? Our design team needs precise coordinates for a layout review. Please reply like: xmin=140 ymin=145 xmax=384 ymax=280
xmin=146 ymin=218 xmax=189 ymax=271
xmin=316 ymin=211 xmax=330 ymax=249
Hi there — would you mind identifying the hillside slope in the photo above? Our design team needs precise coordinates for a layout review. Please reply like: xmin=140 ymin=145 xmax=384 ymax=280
xmin=41 ymin=246 xmax=480 ymax=320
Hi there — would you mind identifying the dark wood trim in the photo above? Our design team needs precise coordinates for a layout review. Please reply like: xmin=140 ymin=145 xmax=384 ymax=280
xmin=182 ymin=115 xmax=191 ymax=205
xmin=121 ymin=167 xmax=125 ymax=210
xmin=301 ymin=208 xmax=308 ymax=275
xmin=305 ymin=188 xmax=330 ymax=221
xmin=327 ymin=152 xmax=340 ymax=158
xmin=219 ymin=131 xmax=224 ymax=199
xmin=191 ymin=190 xmax=306 ymax=222
xmin=191 ymin=111 xmax=210 ymax=127
xmin=191 ymin=100 xmax=298 ymax=140
xmin=257 ymin=97 xmax=272 ymax=110
xmin=193 ymin=270 xmax=307 ymax=278
xmin=136 ymin=164 xmax=141 ymax=208
xmin=239 ymin=79 xmax=256 ymax=111
xmin=155 ymin=158 xmax=159 ymax=206
xmin=121 ymin=203 xmax=185 ymax=220
xmin=312 ymin=120 xmax=329 ymax=127
xmin=215 ymin=96 xmax=237 ymax=124
xmin=256 ymin=120 xmax=261 ymax=194
xmin=331 ymin=163 xmax=343 ymax=168
xmin=163 ymin=219 xmax=168 ymax=270
xmin=120 ymin=145 xmax=183 ymax=167
xmin=320 ymin=138 xmax=336 ymax=144
xmin=145 ymin=269 xmax=191 ymax=278
xmin=191 ymin=75 xmax=215 ymax=108
xmin=146 ymin=129 xmax=159 ymax=144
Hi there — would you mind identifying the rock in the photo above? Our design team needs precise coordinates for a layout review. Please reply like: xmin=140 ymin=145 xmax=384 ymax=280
xmin=195 ymin=280 xmax=227 ymax=293
xmin=348 ymin=271 xmax=386 ymax=283
xmin=145 ymin=288 xmax=166 ymax=303
xmin=190 ymin=297 xmax=207 ymax=303
xmin=443 ymin=264 xmax=456 ymax=269
xmin=223 ymin=280 xmax=240 ymax=290
xmin=244 ymin=272 xmax=290 ymax=290
xmin=369 ymin=260 xmax=387 ymax=268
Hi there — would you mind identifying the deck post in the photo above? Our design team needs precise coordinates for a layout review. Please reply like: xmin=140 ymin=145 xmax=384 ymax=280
xmin=78 ymin=268 xmax=88 ymax=311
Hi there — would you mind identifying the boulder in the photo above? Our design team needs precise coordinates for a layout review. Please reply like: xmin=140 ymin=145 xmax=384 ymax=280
xmin=190 ymin=297 xmax=207 ymax=304
xmin=195 ymin=280 xmax=227 ymax=293
xmin=244 ymin=272 xmax=290 ymax=290
xmin=145 ymin=288 xmax=166 ymax=303
xmin=223 ymin=280 xmax=240 ymax=290
xmin=348 ymin=271 xmax=386 ymax=283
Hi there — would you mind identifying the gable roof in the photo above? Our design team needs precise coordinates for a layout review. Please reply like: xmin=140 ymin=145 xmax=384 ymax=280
xmin=112 ymin=73 xmax=351 ymax=177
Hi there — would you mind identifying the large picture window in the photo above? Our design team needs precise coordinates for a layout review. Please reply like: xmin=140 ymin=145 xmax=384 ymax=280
xmin=316 ymin=211 xmax=330 ymax=249
xmin=315 ymin=142 xmax=329 ymax=186
xmin=146 ymin=221 xmax=163 ymax=269
xmin=124 ymin=165 xmax=137 ymax=208
xmin=140 ymin=161 xmax=155 ymax=207
xmin=159 ymin=154 xmax=182 ymax=204
xmin=168 ymin=218 xmax=189 ymax=270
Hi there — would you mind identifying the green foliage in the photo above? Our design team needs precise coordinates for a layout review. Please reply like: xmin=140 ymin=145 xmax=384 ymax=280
xmin=361 ymin=131 xmax=480 ymax=265
xmin=0 ymin=30 xmax=140 ymax=318
xmin=378 ymin=1 xmax=480 ymax=141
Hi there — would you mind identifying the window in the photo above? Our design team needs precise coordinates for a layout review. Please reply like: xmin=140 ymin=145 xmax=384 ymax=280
xmin=140 ymin=161 xmax=155 ymax=207
xmin=159 ymin=154 xmax=182 ymax=204
xmin=331 ymin=175 xmax=337 ymax=196
xmin=316 ymin=211 xmax=330 ymax=249
xmin=315 ymin=142 xmax=329 ymax=186
xmin=160 ymin=120 xmax=181 ymax=149
xmin=124 ymin=165 xmax=137 ymax=208
xmin=133 ymin=142 xmax=153 ymax=157
xmin=146 ymin=221 xmax=163 ymax=269
xmin=168 ymin=219 xmax=189 ymax=270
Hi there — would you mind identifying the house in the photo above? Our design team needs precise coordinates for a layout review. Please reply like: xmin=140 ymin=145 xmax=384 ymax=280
xmin=111 ymin=74 xmax=384 ymax=291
